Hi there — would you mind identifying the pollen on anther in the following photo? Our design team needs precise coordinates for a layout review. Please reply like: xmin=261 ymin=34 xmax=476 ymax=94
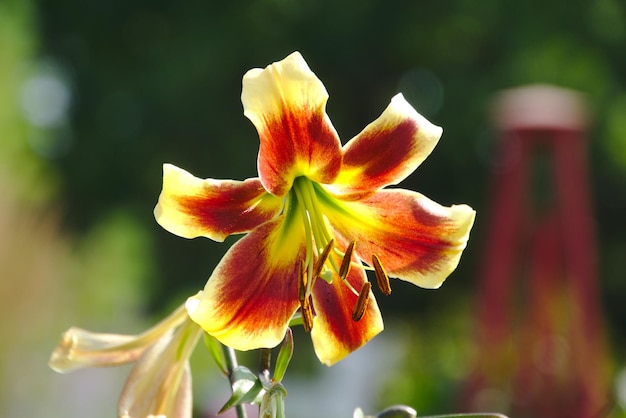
xmin=339 ymin=241 xmax=356 ymax=280
xmin=313 ymin=239 xmax=334 ymax=281
xmin=352 ymin=281 xmax=371 ymax=321
xmin=300 ymin=297 xmax=314 ymax=332
xmin=372 ymin=254 xmax=392 ymax=295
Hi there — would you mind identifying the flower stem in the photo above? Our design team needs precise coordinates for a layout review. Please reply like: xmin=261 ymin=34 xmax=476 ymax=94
xmin=259 ymin=347 xmax=272 ymax=374
xmin=223 ymin=345 xmax=248 ymax=418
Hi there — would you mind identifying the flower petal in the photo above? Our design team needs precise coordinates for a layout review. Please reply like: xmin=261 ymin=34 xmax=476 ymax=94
xmin=48 ymin=328 xmax=140 ymax=373
xmin=49 ymin=303 xmax=189 ymax=373
xmin=118 ymin=319 xmax=202 ymax=418
xmin=323 ymin=188 xmax=476 ymax=289
xmin=242 ymin=51 xmax=342 ymax=196
xmin=154 ymin=164 xmax=283 ymax=241
xmin=330 ymin=94 xmax=443 ymax=198
xmin=310 ymin=258 xmax=384 ymax=366
xmin=186 ymin=216 xmax=304 ymax=350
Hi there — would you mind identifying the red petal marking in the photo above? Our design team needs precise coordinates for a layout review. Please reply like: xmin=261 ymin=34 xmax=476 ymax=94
xmin=309 ymin=253 xmax=384 ymax=366
xmin=325 ymin=189 xmax=476 ymax=289
xmin=187 ymin=217 xmax=304 ymax=350
xmin=242 ymin=52 xmax=342 ymax=196
xmin=154 ymin=164 xmax=283 ymax=242
xmin=176 ymin=179 xmax=275 ymax=236
xmin=257 ymin=109 xmax=341 ymax=196
xmin=331 ymin=94 xmax=442 ymax=198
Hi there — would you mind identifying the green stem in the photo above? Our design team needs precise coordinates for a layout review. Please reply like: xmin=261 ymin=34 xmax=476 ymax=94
xmin=223 ymin=345 xmax=248 ymax=418
xmin=259 ymin=347 xmax=272 ymax=373
xmin=275 ymin=393 xmax=286 ymax=418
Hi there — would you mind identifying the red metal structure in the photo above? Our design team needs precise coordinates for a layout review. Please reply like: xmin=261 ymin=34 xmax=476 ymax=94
xmin=464 ymin=85 xmax=609 ymax=417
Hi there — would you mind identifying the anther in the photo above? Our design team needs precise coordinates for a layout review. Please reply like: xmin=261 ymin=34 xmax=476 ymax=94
xmin=312 ymin=239 xmax=334 ymax=281
xmin=298 ymin=260 xmax=307 ymax=302
xmin=339 ymin=241 xmax=356 ymax=280
xmin=352 ymin=281 xmax=371 ymax=321
xmin=300 ymin=297 xmax=314 ymax=332
xmin=372 ymin=254 xmax=392 ymax=295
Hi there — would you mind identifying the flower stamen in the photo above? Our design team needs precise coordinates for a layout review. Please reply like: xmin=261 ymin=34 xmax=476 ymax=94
xmin=352 ymin=282 xmax=372 ymax=321
xmin=339 ymin=241 xmax=356 ymax=280
xmin=372 ymin=254 xmax=392 ymax=295
xmin=298 ymin=260 xmax=307 ymax=303
xmin=312 ymin=238 xmax=334 ymax=290
xmin=300 ymin=297 xmax=314 ymax=332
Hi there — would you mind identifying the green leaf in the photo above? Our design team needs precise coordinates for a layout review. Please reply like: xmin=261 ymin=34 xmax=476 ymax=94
xmin=203 ymin=333 xmax=228 ymax=375
xmin=273 ymin=328 xmax=294 ymax=382
xmin=218 ymin=366 xmax=265 ymax=413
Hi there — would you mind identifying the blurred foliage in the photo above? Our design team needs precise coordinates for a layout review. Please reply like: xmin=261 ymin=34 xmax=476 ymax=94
xmin=0 ymin=0 xmax=60 ymax=203
xmin=376 ymin=307 xmax=477 ymax=416
xmin=8 ymin=0 xmax=626 ymax=414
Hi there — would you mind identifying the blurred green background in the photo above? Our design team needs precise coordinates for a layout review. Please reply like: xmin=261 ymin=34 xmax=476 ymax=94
xmin=2 ymin=0 xmax=626 ymax=416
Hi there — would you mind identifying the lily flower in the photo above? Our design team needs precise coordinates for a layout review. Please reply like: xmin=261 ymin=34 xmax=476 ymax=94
xmin=154 ymin=52 xmax=475 ymax=366
xmin=49 ymin=302 xmax=203 ymax=418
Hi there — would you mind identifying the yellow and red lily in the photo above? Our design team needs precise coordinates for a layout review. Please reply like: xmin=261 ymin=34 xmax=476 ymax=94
xmin=154 ymin=52 xmax=475 ymax=366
